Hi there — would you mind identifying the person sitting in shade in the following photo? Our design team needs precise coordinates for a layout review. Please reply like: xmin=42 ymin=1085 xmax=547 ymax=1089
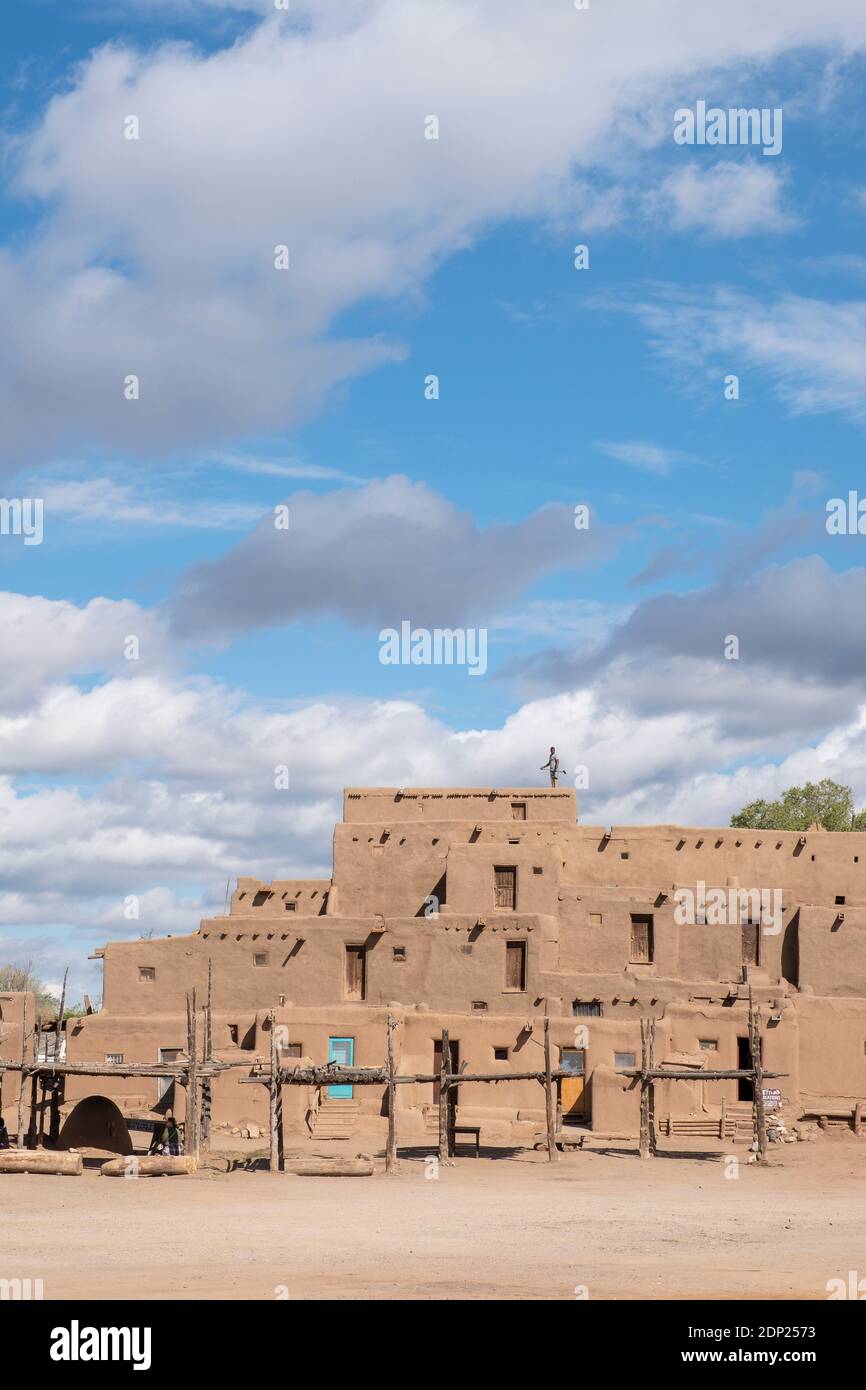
xmin=540 ymin=746 xmax=564 ymax=787
xmin=0 ymin=1116 xmax=10 ymax=1149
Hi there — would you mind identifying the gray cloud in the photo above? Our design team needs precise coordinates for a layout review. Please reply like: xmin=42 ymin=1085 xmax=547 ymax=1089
xmin=168 ymin=475 xmax=617 ymax=639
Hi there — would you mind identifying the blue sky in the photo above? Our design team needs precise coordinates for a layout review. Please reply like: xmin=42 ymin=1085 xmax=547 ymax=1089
xmin=3 ymin=0 xmax=866 ymax=1000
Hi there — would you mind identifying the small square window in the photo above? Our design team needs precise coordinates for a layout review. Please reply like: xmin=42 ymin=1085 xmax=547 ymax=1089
xmin=138 ymin=966 xmax=155 ymax=982
xmin=283 ymin=1043 xmax=302 ymax=1058
xmin=532 ymin=866 xmax=543 ymax=875
xmin=494 ymin=1047 xmax=509 ymax=1061
xmin=472 ymin=1000 xmax=488 ymax=1011
xmin=511 ymin=803 xmax=527 ymax=820
xmin=836 ymin=896 xmax=846 ymax=905
xmin=620 ymin=852 xmax=629 ymax=860
xmin=285 ymin=901 xmax=297 ymax=912
xmin=698 ymin=1039 xmax=718 ymax=1051
xmin=105 ymin=1053 xmax=124 ymax=1065
xmin=614 ymin=1052 xmax=636 ymax=1069
xmin=393 ymin=946 xmax=406 ymax=961
xmin=253 ymin=952 xmax=268 ymax=967
xmin=589 ymin=912 xmax=603 ymax=926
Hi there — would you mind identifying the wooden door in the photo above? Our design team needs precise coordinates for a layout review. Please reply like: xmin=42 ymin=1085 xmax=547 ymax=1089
xmin=560 ymin=1048 xmax=586 ymax=1121
xmin=328 ymin=1037 xmax=354 ymax=1098
xmin=494 ymin=866 xmax=516 ymax=910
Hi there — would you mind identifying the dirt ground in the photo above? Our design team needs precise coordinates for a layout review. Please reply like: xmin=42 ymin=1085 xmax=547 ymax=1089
xmin=2 ymin=1135 xmax=865 ymax=1300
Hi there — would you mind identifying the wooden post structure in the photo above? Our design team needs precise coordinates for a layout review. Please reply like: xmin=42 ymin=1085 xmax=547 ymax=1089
xmin=749 ymin=990 xmax=767 ymax=1161
xmin=438 ymin=1028 xmax=450 ymax=1165
xmin=201 ymin=959 xmax=213 ymax=1146
xmin=639 ymin=1018 xmax=651 ymax=1159
xmin=27 ymin=1015 xmax=40 ymax=1149
xmin=16 ymin=996 xmax=27 ymax=1148
xmin=268 ymin=1010 xmax=279 ymax=1173
xmin=543 ymin=1013 xmax=557 ymax=1162
xmin=386 ymin=1014 xmax=398 ymax=1172
xmin=186 ymin=988 xmax=199 ymax=1159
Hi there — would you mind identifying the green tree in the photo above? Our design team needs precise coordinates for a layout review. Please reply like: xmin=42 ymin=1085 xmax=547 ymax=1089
xmin=0 ymin=963 xmax=86 ymax=1018
xmin=731 ymin=779 xmax=860 ymax=832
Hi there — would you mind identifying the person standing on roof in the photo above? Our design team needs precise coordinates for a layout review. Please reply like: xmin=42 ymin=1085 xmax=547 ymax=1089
xmin=540 ymin=747 xmax=563 ymax=787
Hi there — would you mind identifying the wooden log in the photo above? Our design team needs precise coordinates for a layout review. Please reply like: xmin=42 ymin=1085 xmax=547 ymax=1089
xmin=286 ymin=1159 xmax=374 ymax=1178
xmin=0 ymin=1150 xmax=82 ymax=1176
xmin=855 ymin=1102 xmax=863 ymax=1136
xmin=101 ymin=1155 xmax=197 ymax=1178
xmin=269 ymin=1011 xmax=279 ymax=1174
xmin=648 ymin=1016 xmax=658 ymax=1156
xmin=750 ymin=992 xmax=768 ymax=1161
xmin=543 ymin=1014 xmax=557 ymax=1163
xmin=16 ymin=996 xmax=27 ymax=1149
xmin=720 ymin=1095 xmax=727 ymax=1141
xmin=385 ymin=1014 xmax=397 ymax=1173
xmin=201 ymin=958 xmax=213 ymax=1146
xmin=56 ymin=968 xmax=68 ymax=1034
xmin=186 ymin=988 xmax=199 ymax=1159
xmin=639 ymin=1019 xmax=650 ymax=1160
xmin=438 ymin=1028 xmax=449 ymax=1165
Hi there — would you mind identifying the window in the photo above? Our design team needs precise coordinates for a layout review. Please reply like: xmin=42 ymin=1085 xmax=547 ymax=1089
xmin=472 ymin=1000 xmax=488 ymax=1011
xmin=494 ymin=865 xmax=517 ymax=910
xmin=620 ymin=852 xmax=629 ymax=860
xmin=285 ymin=901 xmax=297 ymax=912
xmin=589 ymin=912 xmax=603 ymax=926
xmin=283 ymin=1043 xmax=303 ymax=1058
xmin=741 ymin=921 xmax=759 ymax=967
xmin=253 ymin=952 xmax=268 ymax=967
xmin=494 ymin=1046 xmax=509 ymax=1061
xmin=629 ymin=914 xmax=653 ymax=964
xmin=532 ymin=866 xmax=543 ymax=875
xmin=345 ymin=945 xmax=367 ymax=1001
xmin=614 ymin=1052 xmax=636 ymax=1069
xmin=228 ymin=1024 xmax=238 ymax=1044
xmin=836 ymin=896 xmax=846 ymax=905
xmin=511 ymin=802 xmax=527 ymax=820
xmin=393 ymin=946 xmax=406 ymax=961
xmin=699 ymin=1038 xmax=718 ymax=1051
xmin=573 ymin=1000 xmax=602 ymax=1017
xmin=106 ymin=1053 xmax=124 ymax=1065
xmin=504 ymin=939 xmax=526 ymax=991
xmin=138 ymin=966 xmax=155 ymax=982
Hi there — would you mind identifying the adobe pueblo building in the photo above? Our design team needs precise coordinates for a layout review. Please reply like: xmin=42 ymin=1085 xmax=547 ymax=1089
xmin=3 ymin=786 xmax=866 ymax=1149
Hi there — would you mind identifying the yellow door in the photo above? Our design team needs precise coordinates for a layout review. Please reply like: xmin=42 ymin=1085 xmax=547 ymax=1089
xmin=560 ymin=1048 xmax=586 ymax=1120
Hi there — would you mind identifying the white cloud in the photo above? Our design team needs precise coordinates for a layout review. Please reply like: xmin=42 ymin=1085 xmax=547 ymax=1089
xmin=595 ymin=440 xmax=687 ymax=475
xmin=4 ymin=0 xmax=866 ymax=462
xmin=658 ymin=162 xmax=798 ymax=238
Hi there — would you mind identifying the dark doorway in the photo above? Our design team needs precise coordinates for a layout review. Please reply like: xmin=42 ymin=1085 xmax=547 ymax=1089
xmin=737 ymin=1036 xmax=753 ymax=1101
xmin=433 ymin=1038 xmax=460 ymax=1122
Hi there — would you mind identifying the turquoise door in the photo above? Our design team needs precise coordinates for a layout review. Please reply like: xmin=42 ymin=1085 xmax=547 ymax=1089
xmin=328 ymin=1037 xmax=354 ymax=1097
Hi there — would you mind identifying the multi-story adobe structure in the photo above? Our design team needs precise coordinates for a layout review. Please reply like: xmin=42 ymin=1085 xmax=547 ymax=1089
xmin=2 ymin=786 xmax=866 ymax=1148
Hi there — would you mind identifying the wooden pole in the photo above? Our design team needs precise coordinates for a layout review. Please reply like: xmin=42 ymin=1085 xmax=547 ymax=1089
xmin=438 ymin=1029 xmax=450 ymax=1165
xmin=56 ymin=968 xmax=68 ymax=1034
xmin=639 ymin=1018 xmax=650 ymax=1160
xmin=386 ymin=1014 xmax=398 ymax=1172
xmin=543 ymin=1014 xmax=557 ymax=1162
xmin=648 ymin=1016 xmax=657 ymax=1156
xmin=268 ymin=1010 xmax=279 ymax=1173
xmin=186 ymin=989 xmax=199 ymax=1159
xmin=27 ymin=1015 xmax=41 ymax=1149
xmin=201 ymin=959 xmax=213 ymax=1146
xmin=16 ymin=996 xmax=27 ymax=1148
xmin=750 ymin=990 xmax=767 ymax=1161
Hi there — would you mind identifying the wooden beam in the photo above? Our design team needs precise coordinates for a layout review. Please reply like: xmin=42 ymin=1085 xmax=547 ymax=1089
xmin=438 ymin=1029 xmax=450 ymax=1165
xmin=543 ymin=1013 xmax=557 ymax=1163
xmin=385 ymin=1014 xmax=397 ymax=1173
xmin=16 ymin=996 xmax=27 ymax=1149
xmin=639 ymin=1019 xmax=650 ymax=1160
xmin=269 ymin=1010 xmax=279 ymax=1174
xmin=201 ymin=958 xmax=213 ymax=1146
xmin=186 ymin=988 xmax=199 ymax=1160
xmin=750 ymin=990 xmax=768 ymax=1162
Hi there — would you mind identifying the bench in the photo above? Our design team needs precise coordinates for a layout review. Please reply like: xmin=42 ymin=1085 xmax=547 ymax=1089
xmin=450 ymin=1124 xmax=481 ymax=1157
